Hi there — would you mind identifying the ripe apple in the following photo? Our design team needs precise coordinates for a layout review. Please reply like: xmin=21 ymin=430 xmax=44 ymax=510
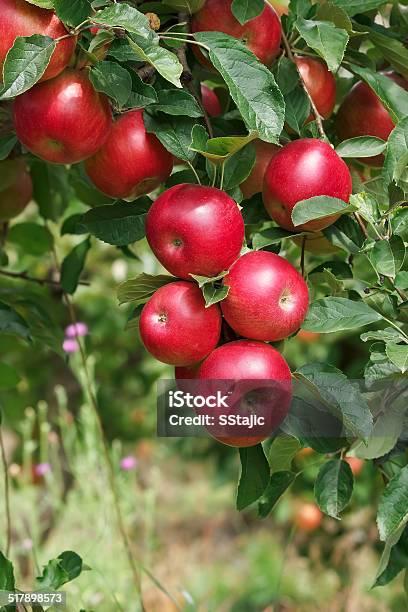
xmin=0 ymin=158 xmax=32 ymax=221
xmin=296 ymin=446 xmax=314 ymax=457
xmin=240 ymin=140 xmax=279 ymax=199
xmin=263 ymin=138 xmax=352 ymax=232
xmin=336 ymin=72 xmax=408 ymax=166
xmin=85 ymin=109 xmax=173 ymax=200
xmin=345 ymin=456 xmax=364 ymax=477
xmin=221 ymin=250 xmax=309 ymax=342
xmin=174 ymin=362 xmax=201 ymax=393
xmin=13 ymin=69 xmax=112 ymax=165
xmin=295 ymin=57 xmax=336 ymax=120
xmin=294 ymin=503 xmax=323 ymax=532
xmin=198 ymin=339 xmax=292 ymax=447
xmin=191 ymin=0 xmax=282 ymax=67
xmin=146 ymin=184 xmax=244 ymax=279
xmin=201 ymin=84 xmax=222 ymax=117
xmin=139 ymin=281 xmax=221 ymax=366
xmin=0 ymin=0 xmax=76 ymax=83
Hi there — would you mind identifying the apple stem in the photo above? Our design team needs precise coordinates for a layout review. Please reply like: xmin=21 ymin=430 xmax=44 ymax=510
xmin=281 ymin=30 xmax=327 ymax=141
xmin=354 ymin=212 xmax=369 ymax=238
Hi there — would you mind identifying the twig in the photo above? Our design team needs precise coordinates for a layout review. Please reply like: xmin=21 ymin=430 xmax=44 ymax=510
xmin=0 ymin=426 xmax=11 ymax=556
xmin=176 ymin=12 xmax=214 ymax=138
xmin=0 ymin=269 xmax=90 ymax=287
xmin=354 ymin=212 xmax=369 ymax=238
xmin=281 ymin=30 xmax=326 ymax=140
xmin=136 ymin=64 xmax=156 ymax=81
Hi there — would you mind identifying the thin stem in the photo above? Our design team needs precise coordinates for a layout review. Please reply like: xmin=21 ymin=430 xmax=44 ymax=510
xmin=159 ymin=35 xmax=209 ymax=50
xmin=0 ymin=269 xmax=90 ymax=287
xmin=0 ymin=426 xmax=11 ymax=556
xmin=220 ymin=163 xmax=225 ymax=191
xmin=281 ymin=30 xmax=326 ymax=140
xmin=354 ymin=212 xmax=369 ymax=238
xmin=187 ymin=161 xmax=201 ymax=185
xmin=381 ymin=316 xmax=408 ymax=343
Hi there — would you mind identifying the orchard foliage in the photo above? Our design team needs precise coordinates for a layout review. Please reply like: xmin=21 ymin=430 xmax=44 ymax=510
xmin=0 ymin=0 xmax=408 ymax=594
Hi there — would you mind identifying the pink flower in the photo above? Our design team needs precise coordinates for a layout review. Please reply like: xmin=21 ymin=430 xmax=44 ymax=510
xmin=65 ymin=322 xmax=88 ymax=338
xmin=34 ymin=463 xmax=51 ymax=477
xmin=63 ymin=338 xmax=79 ymax=354
xmin=120 ymin=456 xmax=137 ymax=471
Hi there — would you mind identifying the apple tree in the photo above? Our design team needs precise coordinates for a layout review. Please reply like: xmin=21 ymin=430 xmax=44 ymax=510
xmin=0 ymin=0 xmax=407 ymax=593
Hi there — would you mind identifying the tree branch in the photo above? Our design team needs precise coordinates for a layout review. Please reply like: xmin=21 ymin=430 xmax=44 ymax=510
xmin=0 ymin=269 xmax=90 ymax=287
xmin=281 ymin=30 xmax=326 ymax=140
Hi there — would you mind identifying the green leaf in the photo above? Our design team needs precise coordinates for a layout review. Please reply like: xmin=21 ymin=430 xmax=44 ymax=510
xmin=323 ymin=216 xmax=365 ymax=254
xmin=351 ymin=404 xmax=404 ymax=460
xmin=78 ymin=201 xmax=149 ymax=246
xmin=383 ymin=117 xmax=408 ymax=191
xmin=117 ymin=273 xmax=175 ymax=306
xmin=350 ymin=65 xmax=408 ymax=123
xmin=330 ymin=0 xmax=387 ymax=16
xmin=36 ymin=551 xmax=83 ymax=589
xmin=89 ymin=61 xmax=132 ymax=108
xmin=350 ymin=192 xmax=379 ymax=225
xmin=295 ymin=18 xmax=349 ymax=73
xmin=361 ymin=327 xmax=403 ymax=344
xmin=202 ymin=284 xmax=230 ymax=308
xmin=127 ymin=72 xmax=158 ymax=108
xmin=335 ymin=136 xmax=386 ymax=158
xmin=195 ymin=32 xmax=285 ymax=144
xmin=92 ymin=3 xmax=153 ymax=40
xmin=291 ymin=196 xmax=355 ymax=227
xmin=189 ymin=271 xmax=229 ymax=288
xmin=126 ymin=36 xmax=183 ymax=88
xmin=60 ymin=237 xmax=91 ymax=295
xmin=268 ymin=435 xmax=301 ymax=472
xmin=8 ymin=223 xmax=54 ymax=256
xmin=153 ymin=89 xmax=203 ymax=118
xmin=258 ymin=471 xmax=296 ymax=518
xmin=315 ymin=2 xmax=353 ymax=32
xmin=285 ymin=86 xmax=310 ymax=134
xmin=0 ymin=35 xmax=56 ymax=99
xmin=314 ymin=459 xmax=354 ymax=519
xmin=253 ymin=227 xmax=300 ymax=250
xmin=369 ymin=236 xmax=406 ymax=279
xmin=0 ymin=135 xmax=17 ymax=160
xmin=53 ymin=0 xmax=92 ymax=27
xmin=144 ymin=113 xmax=197 ymax=162
xmin=0 ymin=301 xmax=31 ymax=341
xmin=222 ymin=143 xmax=256 ymax=190
xmin=0 ymin=551 xmax=15 ymax=590
xmin=303 ymin=297 xmax=383 ymax=333
xmin=24 ymin=0 xmax=53 ymax=7
xmin=236 ymin=445 xmax=270 ymax=511
xmin=368 ymin=29 xmax=408 ymax=81
xmin=377 ymin=466 xmax=408 ymax=541
xmin=386 ymin=344 xmax=408 ymax=373
xmin=295 ymin=363 xmax=374 ymax=439
xmin=374 ymin=526 xmax=408 ymax=587
xmin=191 ymin=133 xmax=257 ymax=163
xmin=231 ymin=0 xmax=264 ymax=25
xmin=0 ymin=362 xmax=21 ymax=390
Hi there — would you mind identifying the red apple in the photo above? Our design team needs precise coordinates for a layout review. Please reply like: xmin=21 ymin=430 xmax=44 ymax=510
xmin=174 ymin=362 xmax=201 ymax=393
xmin=295 ymin=57 xmax=336 ymax=120
xmin=263 ymin=138 xmax=352 ymax=232
xmin=146 ymin=184 xmax=244 ymax=279
xmin=240 ymin=140 xmax=279 ymax=199
xmin=85 ymin=109 xmax=173 ymax=200
xmin=198 ymin=340 xmax=292 ymax=447
xmin=294 ymin=503 xmax=323 ymax=532
xmin=221 ymin=250 xmax=309 ymax=342
xmin=0 ymin=0 xmax=76 ymax=83
xmin=201 ymin=84 xmax=222 ymax=117
xmin=0 ymin=158 xmax=32 ymax=220
xmin=192 ymin=0 xmax=281 ymax=67
xmin=13 ymin=69 xmax=112 ymax=165
xmin=336 ymin=71 xmax=408 ymax=166
xmin=139 ymin=281 xmax=221 ymax=366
